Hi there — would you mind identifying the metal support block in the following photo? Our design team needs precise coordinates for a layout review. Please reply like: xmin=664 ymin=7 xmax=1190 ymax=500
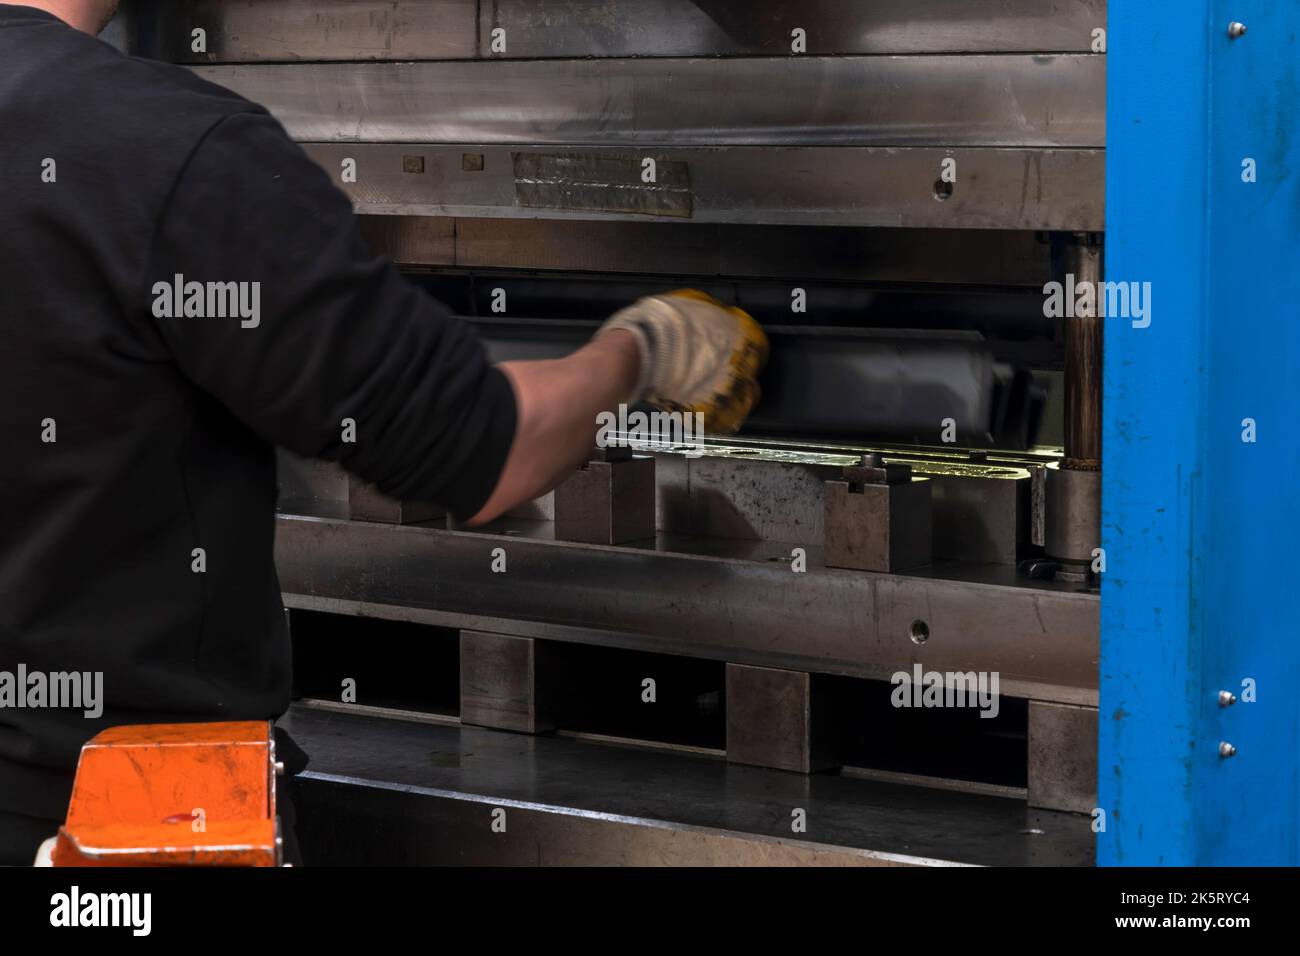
xmin=459 ymin=631 xmax=555 ymax=735
xmin=1028 ymin=701 xmax=1097 ymax=814
xmin=348 ymin=477 xmax=445 ymax=525
xmin=725 ymin=664 xmax=839 ymax=774
xmin=554 ymin=446 xmax=655 ymax=545
xmin=824 ymin=456 xmax=932 ymax=572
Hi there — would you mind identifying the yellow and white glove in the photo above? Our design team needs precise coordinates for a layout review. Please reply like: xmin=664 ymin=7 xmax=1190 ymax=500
xmin=595 ymin=290 xmax=769 ymax=434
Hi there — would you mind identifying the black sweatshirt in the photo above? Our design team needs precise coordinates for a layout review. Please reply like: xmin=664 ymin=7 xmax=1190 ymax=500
xmin=0 ymin=7 xmax=517 ymax=821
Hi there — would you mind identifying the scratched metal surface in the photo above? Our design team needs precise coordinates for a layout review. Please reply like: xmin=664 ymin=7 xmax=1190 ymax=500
xmin=192 ymin=55 xmax=1105 ymax=148
xmin=281 ymin=705 xmax=1094 ymax=866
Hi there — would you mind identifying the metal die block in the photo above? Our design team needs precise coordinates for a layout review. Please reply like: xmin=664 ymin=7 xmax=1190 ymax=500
xmin=929 ymin=466 xmax=1031 ymax=565
xmin=554 ymin=448 xmax=655 ymax=545
xmin=348 ymin=476 xmax=445 ymax=525
xmin=824 ymin=470 xmax=932 ymax=573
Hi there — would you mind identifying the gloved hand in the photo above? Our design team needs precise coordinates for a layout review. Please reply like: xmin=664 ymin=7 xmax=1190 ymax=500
xmin=595 ymin=290 xmax=769 ymax=434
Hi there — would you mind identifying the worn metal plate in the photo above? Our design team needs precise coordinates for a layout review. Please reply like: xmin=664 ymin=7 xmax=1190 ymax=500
xmin=312 ymin=143 xmax=1102 ymax=230
xmin=282 ymin=705 xmax=1093 ymax=865
xmin=122 ymin=0 xmax=1107 ymax=61
xmin=192 ymin=56 xmax=1105 ymax=148
xmin=513 ymin=152 xmax=692 ymax=218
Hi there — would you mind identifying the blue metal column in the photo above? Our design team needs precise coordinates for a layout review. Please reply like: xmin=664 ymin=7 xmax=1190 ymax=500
xmin=1102 ymin=2 xmax=1300 ymax=864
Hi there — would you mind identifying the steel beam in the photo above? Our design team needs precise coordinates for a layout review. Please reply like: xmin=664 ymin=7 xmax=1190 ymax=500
xmin=274 ymin=515 xmax=1098 ymax=704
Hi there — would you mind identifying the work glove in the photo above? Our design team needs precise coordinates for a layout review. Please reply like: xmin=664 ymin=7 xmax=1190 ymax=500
xmin=595 ymin=290 xmax=769 ymax=434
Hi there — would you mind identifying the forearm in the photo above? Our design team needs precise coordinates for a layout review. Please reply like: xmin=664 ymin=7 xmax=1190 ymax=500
xmin=467 ymin=330 xmax=640 ymax=525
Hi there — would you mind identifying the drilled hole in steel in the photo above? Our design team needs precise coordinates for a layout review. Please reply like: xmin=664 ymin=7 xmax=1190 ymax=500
xmin=933 ymin=180 xmax=953 ymax=201
xmin=910 ymin=620 xmax=930 ymax=644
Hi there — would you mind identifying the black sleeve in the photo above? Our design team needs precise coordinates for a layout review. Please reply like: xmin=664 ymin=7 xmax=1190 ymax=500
xmin=143 ymin=110 xmax=517 ymax=517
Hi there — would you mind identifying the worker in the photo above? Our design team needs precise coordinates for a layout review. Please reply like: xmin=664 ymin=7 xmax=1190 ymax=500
xmin=0 ymin=1 xmax=767 ymax=864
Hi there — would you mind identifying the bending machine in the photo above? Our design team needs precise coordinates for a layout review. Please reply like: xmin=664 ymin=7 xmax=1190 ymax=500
xmin=115 ymin=1 xmax=1111 ymax=866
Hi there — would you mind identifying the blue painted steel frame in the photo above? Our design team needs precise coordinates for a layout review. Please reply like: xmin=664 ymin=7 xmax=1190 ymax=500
xmin=1101 ymin=2 xmax=1300 ymax=864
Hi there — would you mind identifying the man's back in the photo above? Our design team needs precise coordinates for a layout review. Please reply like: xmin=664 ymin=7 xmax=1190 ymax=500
xmin=0 ymin=7 xmax=519 ymax=833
